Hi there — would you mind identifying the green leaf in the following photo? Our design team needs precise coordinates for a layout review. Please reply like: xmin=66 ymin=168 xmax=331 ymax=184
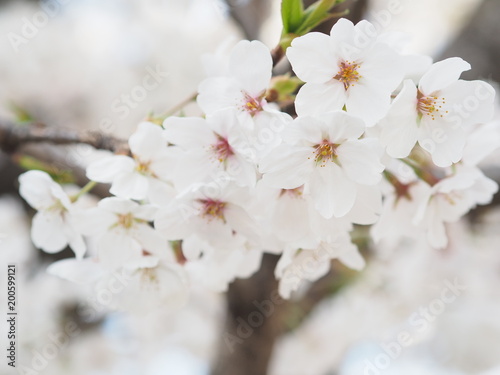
xmin=281 ymin=0 xmax=304 ymax=34
xmin=278 ymin=0 xmax=348 ymax=51
xmin=16 ymin=155 xmax=75 ymax=184
xmin=270 ymin=74 xmax=304 ymax=101
xmin=297 ymin=0 xmax=342 ymax=34
xmin=9 ymin=102 xmax=34 ymax=124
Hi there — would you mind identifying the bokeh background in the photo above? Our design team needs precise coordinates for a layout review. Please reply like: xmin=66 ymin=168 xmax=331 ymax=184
xmin=1 ymin=0 xmax=500 ymax=374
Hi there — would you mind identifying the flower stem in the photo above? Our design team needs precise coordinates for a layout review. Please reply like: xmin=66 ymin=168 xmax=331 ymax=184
xmin=71 ymin=180 xmax=97 ymax=202
xmin=163 ymin=92 xmax=198 ymax=118
xmin=400 ymin=158 xmax=440 ymax=186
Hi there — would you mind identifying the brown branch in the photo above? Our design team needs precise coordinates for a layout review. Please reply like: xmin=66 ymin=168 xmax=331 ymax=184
xmin=0 ymin=121 xmax=129 ymax=155
xmin=271 ymin=44 xmax=286 ymax=68
xmin=211 ymin=254 xmax=290 ymax=375
xmin=0 ymin=121 xmax=124 ymax=199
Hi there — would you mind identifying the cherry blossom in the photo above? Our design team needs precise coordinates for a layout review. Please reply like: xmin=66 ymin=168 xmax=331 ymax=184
xmin=86 ymin=121 xmax=176 ymax=204
xmin=163 ymin=109 xmax=257 ymax=190
xmin=15 ymin=16 xmax=499 ymax=311
xmin=414 ymin=165 xmax=497 ymax=248
xmin=254 ymin=184 xmax=380 ymax=253
xmin=197 ymin=39 xmax=292 ymax=158
xmin=276 ymin=232 xmax=364 ymax=299
xmin=371 ymin=178 xmax=432 ymax=245
xmin=197 ymin=40 xmax=273 ymax=124
xmin=111 ymin=257 xmax=189 ymax=313
xmin=19 ymin=170 xmax=86 ymax=259
xmin=76 ymin=197 xmax=168 ymax=268
xmin=260 ymin=111 xmax=384 ymax=219
xmin=183 ymin=234 xmax=263 ymax=292
xmin=379 ymin=58 xmax=496 ymax=166
xmin=287 ymin=18 xmax=405 ymax=126
xmin=155 ymin=182 xmax=260 ymax=249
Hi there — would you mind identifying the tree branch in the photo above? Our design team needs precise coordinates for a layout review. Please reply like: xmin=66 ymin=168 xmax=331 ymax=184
xmin=0 ymin=121 xmax=129 ymax=155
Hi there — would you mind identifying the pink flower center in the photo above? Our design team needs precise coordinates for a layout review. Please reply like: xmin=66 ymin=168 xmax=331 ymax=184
xmin=438 ymin=191 xmax=462 ymax=206
xmin=117 ymin=212 xmax=135 ymax=229
xmin=198 ymin=199 xmax=227 ymax=221
xmin=334 ymin=61 xmax=361 ymax=90
xmin=311 ymin=140 xmax=338 ymax=167
xmin=140 ymin=268 xmax=160 ymax=289
xmin=241 ymin=91 xmax=264 ymax=116
xmin=135 ymin=159 xmax=152 ymax=174
xmin=417 ymin=91 xmax=448 ymax=120
xmin=211 ymin=134 xmax=234 ymax=162
xmin=280 ymin=186 xmax=304 ymax=198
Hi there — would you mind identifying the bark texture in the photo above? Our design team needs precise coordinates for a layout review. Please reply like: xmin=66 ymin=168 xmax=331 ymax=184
xmin=211 ymin=254 xmax=289 ymax=375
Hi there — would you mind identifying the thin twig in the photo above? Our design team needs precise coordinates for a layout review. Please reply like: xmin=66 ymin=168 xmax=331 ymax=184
xmin=162 ymin=92 xmax=198 ymax=118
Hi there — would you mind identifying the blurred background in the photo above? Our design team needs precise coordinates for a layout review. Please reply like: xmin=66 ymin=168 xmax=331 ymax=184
xmin=1 ymin=0 xmax=500 ymax=374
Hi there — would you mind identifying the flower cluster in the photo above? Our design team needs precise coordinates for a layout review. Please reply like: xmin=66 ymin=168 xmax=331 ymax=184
xmin=19 ymin=19 xmax=498 ymax=306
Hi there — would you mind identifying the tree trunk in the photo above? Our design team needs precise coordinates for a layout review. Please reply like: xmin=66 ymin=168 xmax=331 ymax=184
xmin=211 ymin=254 xmax=289 ymax=375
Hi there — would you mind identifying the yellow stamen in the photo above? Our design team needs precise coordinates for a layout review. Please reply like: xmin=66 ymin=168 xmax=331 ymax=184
xmin=334 ymin=61 xmax=362 ymax=90
xmin=417 ymin=90 xmax=448 ymax=120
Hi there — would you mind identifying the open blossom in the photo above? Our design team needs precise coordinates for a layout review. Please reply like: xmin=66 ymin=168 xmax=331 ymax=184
xmin=197 ymin=40 xmax=273 ymax=123
xmin=462 ymin=121 xmax=500 ymax=167
xmin=260 ymin=111 xmax=384 ymax=219
xmin=414 ymin=165 xmax=498 ymax=248
xmin=276 ymin=233 xmax=364 ymax=299
xmin=19 ymin=170 xmax=86 ymax=259
xmin=254 ymin=184 xmax=380 ymax=252
xmin=155 ymin=182 xmax=260 ymax=249
xmin=197 ymin=39 xmax=291 ymax=157
xmin=16 ymin=21 xmax=500 ymax=312
xmin=76 ymin=197 xmax=167 ymax=268
xmin=86 ymin=122 xmax=175 ymax=204
xmin=371 ymin=178 xmax=432 ymax=245
xmin=183 ymin=234 xmax=263 ymax=292
xmin=163 ymin=109 xmax=257 ymax=190
xmin=287 ymin=18 xmax=405 ymax=126
xmin=379 ymin=58 xmax=496 ymax=166
xmin=110 ymin=257 xmax=189 ymax=313
xmin=48 ymin=255 xmax=189 ymax=313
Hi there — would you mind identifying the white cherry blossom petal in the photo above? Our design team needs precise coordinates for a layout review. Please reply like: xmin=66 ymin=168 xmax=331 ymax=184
xmin=129 ymin=122 xmax=167 ymax=160
xmin=229 ymin=40 xmax=272 ymax=96
xmin=47 ymin=258 xmax=106 ymax=284
xmin=260 ymin=146 xmax=314 ymax=189
xmin=309 ymin=163 xmax=357 ymax=218
xmin=295 ymin=82 xmax=346 ymax=116
xmin=418 ymin=121 xmax=466 ymax=167
xmin=439 ymin=80 xmax=495 ymax=128
xmin=98 ymin=230 xmax=142 ymax=269
xmin=163 ymin=117 xmax=214 ymax=148
xmin=196 ymin=76 xmax=242 ymax=115
xmin=287 ymin=32 xmax=337 ymax=84
xmin=19 ymin=170 xmax=59 ymax=209
xmin=134 ymin=224 xmax=169 ymax=258
xmin=345 ymin=82 xmax=392 ymax=126
xmin=379 ymin=79 xmax=419 ymax=158
xmin=321 ymin=111 xmax=366 ymax=142
xmin=111 ymin=172 xmax=150 ymax=200
xmin=98 ymin=196 xmax=140 ymax=214
xmin=419 ymin=57 xmax=471 ymax=94
xmin=86 ymin=155 xmax=135 ymax=183
xmin=31 ymin=210 xmax=68 ymax=253
xmin=337 ymin=140 xmax=384 ymax=185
